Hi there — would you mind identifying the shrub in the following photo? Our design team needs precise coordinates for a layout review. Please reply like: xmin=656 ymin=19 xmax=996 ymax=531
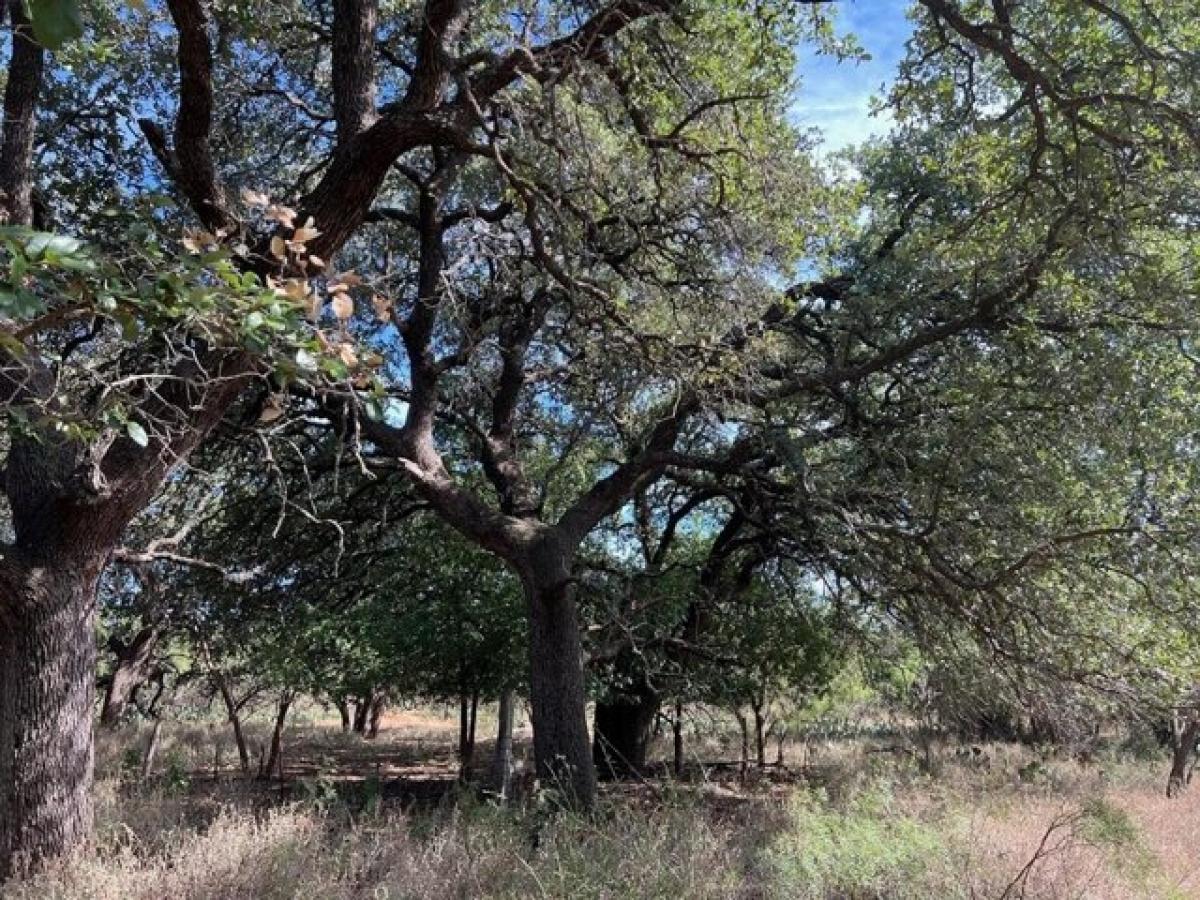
xmin=760 ymin=784 xmax=964 ymax=900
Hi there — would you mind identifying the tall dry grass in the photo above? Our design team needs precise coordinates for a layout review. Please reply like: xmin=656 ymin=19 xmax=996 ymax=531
xmin=4 ymin=722 xmax=1196 ymax=899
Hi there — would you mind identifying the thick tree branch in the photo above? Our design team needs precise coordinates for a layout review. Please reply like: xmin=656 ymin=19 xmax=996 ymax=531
xmin=295 ymin=0 xmax=675 ymax=263
xmin=404 ymin=0 xmax=468 ymax=109
xmin=478 ymin=299 xmax=546 ymax=518
xmin=0 ymin=0 xmax=44 ymax=226
xmin=557 ymin=393 xmax=699 ymax=545
xmin=470 ymin=0 xmax=679 ymax=99
xmin=153 ymin=0 xmax=236 ymax=233
xmin=331 ymin=0 xmax=378 ymax=141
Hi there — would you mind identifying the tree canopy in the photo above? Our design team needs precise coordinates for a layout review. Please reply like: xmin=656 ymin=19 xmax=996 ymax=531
xmin=0 ymin=0 xmax=1198 ymax=880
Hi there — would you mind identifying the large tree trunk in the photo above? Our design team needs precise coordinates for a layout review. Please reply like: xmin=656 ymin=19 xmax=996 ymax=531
xmin=1167 ymin=717 xmax=1200 ymax=798
xmin=525 ymin=574 xmax=596 ymax=807
xmin=0 ymin=564 xmax=99 ymax=880
xmin=593 ymin=677 xmax=660 ymax=779
xmin=488 ymin=689 xmax=515 ymax=801
xmin=100 ymin=623 xmax=161 ymax=727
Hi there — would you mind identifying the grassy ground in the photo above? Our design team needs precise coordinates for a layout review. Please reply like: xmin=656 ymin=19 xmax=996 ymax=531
xmin=6 ymin=706 xmax=1199 ymax=899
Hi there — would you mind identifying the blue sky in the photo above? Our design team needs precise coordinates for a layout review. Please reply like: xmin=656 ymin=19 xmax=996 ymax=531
xmin=792 ymin=0 xmax=915 ymax=151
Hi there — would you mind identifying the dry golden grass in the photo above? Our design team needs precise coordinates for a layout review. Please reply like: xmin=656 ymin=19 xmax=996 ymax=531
xmin=6 ymin=717 xmax=1199 ymax=899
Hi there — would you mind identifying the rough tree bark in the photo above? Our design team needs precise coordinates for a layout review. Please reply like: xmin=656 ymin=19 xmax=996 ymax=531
xmin=0 ymin=560 xmax=102 ymax=880
xmin=0 ymin=1 xmax=43 ymax=226
xmin=99 ymin=623 xmax=161 ymax=727
xmin=1167 ymin=715 xmax=1200 ymax=798
xmin=525 ymin=569 xmax=596 ymax=805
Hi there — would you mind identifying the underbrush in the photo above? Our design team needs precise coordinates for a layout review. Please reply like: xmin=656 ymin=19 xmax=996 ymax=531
xmin=6 ymin=786 xmax=755 ymax=900
xmin=6 ymin=778 xmax=1181 ymax=900
xmin=7 ymin=726 xmax=1190 ymax=899
xmin=761 ymin=784 xmax=963 ymax=899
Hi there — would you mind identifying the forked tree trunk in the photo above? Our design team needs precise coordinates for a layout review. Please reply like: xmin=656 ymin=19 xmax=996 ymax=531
xmin=100 ymin=623 xmax=161 ymax=727
xmin=353 ymin=693 xmax=371 ymax=734
xmin=593 ymin=679 xmax=660 ymax=779
xmin=488 ymin=689 xmax=515 ymax=801
xmin=525 ymin=574 xmax=596 ymax=807
xmin=0 ymin=564 xmax=100 ymax=880
xmin=212 ymin=672 xmax=250 ymax=774
xmin=1167 ymin=717 xmax=1200 ymax=798
xmin=457 ymin=690 xmax=479 ymax=778
xmin=263 ymin=692 xmax=293 ymax=782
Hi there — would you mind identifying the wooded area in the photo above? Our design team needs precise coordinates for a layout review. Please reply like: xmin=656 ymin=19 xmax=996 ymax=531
xmin=0 ymin=0 xmax=1198 ymax=895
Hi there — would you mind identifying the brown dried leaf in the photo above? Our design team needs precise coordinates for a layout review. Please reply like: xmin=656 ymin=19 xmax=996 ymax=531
xmin=331 ymin=291 xmax=354 ymax=322
xmin=370 ymin=293 xmax=392 ymax=322
xmin=241 ymin=187 xmax=270 ymax=207
xmin=266 ymin=205 xmax=297 ymax=227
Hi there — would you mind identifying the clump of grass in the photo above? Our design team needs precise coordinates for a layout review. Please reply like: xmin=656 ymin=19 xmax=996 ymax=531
xmin=366 ymin=791 xmax=751 ymax=899
xmin=759 ymin=783 xmax=964 ymax=900
xmin=1076 ymin=797 xmax=1158 ymax=885
xmin=5 ymin=782 xmax=759 ymax=900
xmin=5 ymin=806 xmax=340 ymax=900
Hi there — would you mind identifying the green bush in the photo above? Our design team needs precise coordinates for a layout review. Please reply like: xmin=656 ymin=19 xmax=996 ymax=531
xmin=760 ymin=785 xmax=964 ymax=900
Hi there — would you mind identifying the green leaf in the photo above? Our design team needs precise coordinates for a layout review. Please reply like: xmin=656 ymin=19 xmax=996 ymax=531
xmin=25 ymin=0 xmax=84 ymax=50
xmin=125 ymin=420 xmax=149 ymax=447
xmin=21 ymin=230 xmax=83 ymax=258
xmin=364 ymin=397 xmax=385 ymax=422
